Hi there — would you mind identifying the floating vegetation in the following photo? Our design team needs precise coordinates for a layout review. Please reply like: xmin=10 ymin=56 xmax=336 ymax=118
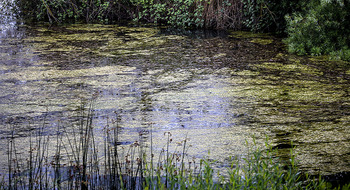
xmin=228 ymin=31 xmax=271 ymax=38
xmin=250 ymin=38 xmax=273 ymax=45
xmin=1 ymin=24 xmax=350 ymax=184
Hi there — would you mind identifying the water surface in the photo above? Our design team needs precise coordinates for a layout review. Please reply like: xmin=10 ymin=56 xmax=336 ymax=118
xmin=1 ymin=23 xmax=350 ymax=178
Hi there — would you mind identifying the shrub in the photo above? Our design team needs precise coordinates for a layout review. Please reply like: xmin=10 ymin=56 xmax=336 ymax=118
xmin=242 ymin=0 xmax=305 ymax=34
xmin=131 ymin=0 xmax=205 ymax=28
xmin=18 ymin=0 xmax=306 ymax=32
xmin=131 ymin=0 xmax=243 ymax=29
xmin=285 ymin=0 xmax=350 ymax=61
xmin=18 ymin=0 xmax=131 ymax=23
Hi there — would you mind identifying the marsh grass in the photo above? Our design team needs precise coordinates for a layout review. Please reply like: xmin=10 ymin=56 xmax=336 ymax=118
xmin=0 ymin=103 xmax=341 ymax=189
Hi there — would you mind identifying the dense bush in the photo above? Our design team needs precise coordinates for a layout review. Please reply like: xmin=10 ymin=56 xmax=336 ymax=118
xmin=129 ymin=0 xmax=305 ymax=31
xmin=285 ymin=0 xmax=350 ymax=61
xmin=17 ymin=0 xmax=303 ymax=32
xmin=18 ymin=0 xmax=243 ymax=29
xmin=131 ymin=0 xmax=243 ymax=29
xmin=18 ymin=0 xmax=132 ymax=23
xmin=131 ymin=0 xmax=205 ymax=28
xmin=242 ymin=0 xmax=305 ymax=34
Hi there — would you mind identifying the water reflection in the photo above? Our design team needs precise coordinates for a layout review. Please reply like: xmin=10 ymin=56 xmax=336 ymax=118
xmin=0 ymin=23 xmax=349 ymax=178
xmin=0 ymin=0 xmax=22 ymax=39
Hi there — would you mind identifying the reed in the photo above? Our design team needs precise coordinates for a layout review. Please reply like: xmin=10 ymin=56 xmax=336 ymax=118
xmin=1 ymin=103 xmax=345 ymax=189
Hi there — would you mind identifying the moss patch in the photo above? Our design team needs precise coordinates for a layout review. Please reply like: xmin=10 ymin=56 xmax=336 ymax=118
xmin=250 ymin=38 xmax=273 ymax=45
xmin=256 ymin=62 xmax=323 ymax=76
xmin=228 ymin=31 xmax=271 ymax=38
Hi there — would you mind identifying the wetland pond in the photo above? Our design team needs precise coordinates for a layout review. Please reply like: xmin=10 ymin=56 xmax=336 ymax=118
xmin=1 ymin=22 xmax=350 ymax=183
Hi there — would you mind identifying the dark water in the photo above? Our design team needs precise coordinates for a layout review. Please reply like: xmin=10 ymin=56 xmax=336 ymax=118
xmin=1 ymin=20 xmax=350 ymax=183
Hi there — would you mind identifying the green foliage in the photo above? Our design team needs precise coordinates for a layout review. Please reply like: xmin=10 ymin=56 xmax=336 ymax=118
xmin=40 ymin=0 xmax=113 ymax=23
xmin=230 ymin=138 xmax=327 ymax=189
xmin=242 ymin=0 xmax=269 ymax=32
xmin=18 ymin=0 xmax=305 ymax=32
xmin=242 ymin=0 xmax=305 ymax=34
xmin=142 ymin=137 xmax=333 ymax=189
xmin=285 ymin=0 xmax=350 ymax=61
xmin=131 ymin=0 xmax=204 ymax=28
xmin=18 ymin=0 xmax=127 ymax=23
xmin=19 ymin=0 xmax=241 ymax=29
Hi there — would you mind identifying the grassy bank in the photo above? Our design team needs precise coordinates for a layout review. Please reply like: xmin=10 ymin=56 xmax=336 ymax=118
xmin=1 ymin=105 xmax=346 ymax=189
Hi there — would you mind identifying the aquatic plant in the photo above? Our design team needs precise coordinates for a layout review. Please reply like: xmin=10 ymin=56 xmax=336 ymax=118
xmin=2 ymin=105 xmax=342 ymax=189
